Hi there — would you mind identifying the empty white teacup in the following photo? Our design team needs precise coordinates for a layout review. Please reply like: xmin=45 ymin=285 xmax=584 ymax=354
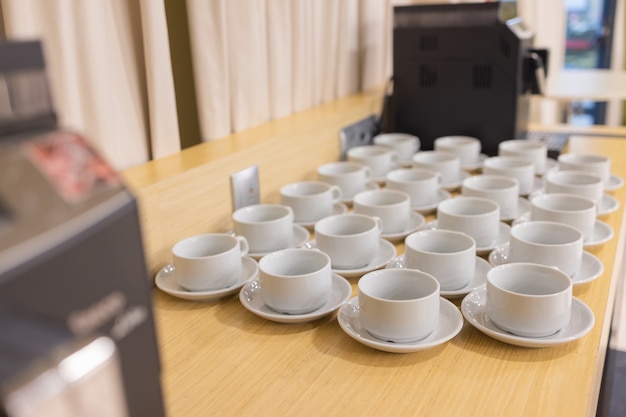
xmin=434 ymin=136 xmax=481 ymax=167
xmin=173 ymin=233 xmax=249 ymax=291
xmin=353 ymin=189 xmax=411 ymax=234
xmin=544 ymin=170 xmax=604 ymax=204
xmin=233 ymin=204 xmax=294 ymax=254
xmin=317 ymin=161 xmax=372 ymax=199
xmin=461 ymin=174 xmax=520 ymax=220
xmin=347 ymin=145 xmax=398 ymax=178
xmin=358 ymin=268 xmax=440 ymax=343
xmin=498 ymin=139 xmax=548 ymax=175
xmin=315 ymin=213 xmax=383 ymax=269
xmin=437 ymin=196 xmax=501 ymax=247
xmin=412 ymin=150 xmax=461 ymax=184
xmin=530 ymin=193 xmax=596 ymax=241
xmin=404 ymin=229 xmax=476 ymax=291
xmin=258 ymin=248 xmax=332 ymax=314
xmin=483 ymin=156 xmax=535 ymax=195
xmin=373 ymin=133 xmax=420 ymax=163
xmin=508 ymin=221 xmax=583 ymax=277
xmin=386 ymin=168 xmax=441 ymax=208
xmin=486 ymin=263 xmax=572 ymax=338
xmin=280 ymin=181 xmax=342 ymax=223
xmin=557 ymin=153 xmax=611 ymax=186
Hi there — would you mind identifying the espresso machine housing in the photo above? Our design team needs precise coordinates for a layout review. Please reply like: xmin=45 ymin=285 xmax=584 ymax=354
xmin=385 ymin=1 xmax=548 ymax=155
xmin=0 ymin=41 xmax=165 ymax=417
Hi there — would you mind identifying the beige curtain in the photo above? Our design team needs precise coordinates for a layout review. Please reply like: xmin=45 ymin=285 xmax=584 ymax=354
xmin=186 ymin=0 xmax=395 ymax=142
xmin=0 ymin=0 xmax=180 ymax=170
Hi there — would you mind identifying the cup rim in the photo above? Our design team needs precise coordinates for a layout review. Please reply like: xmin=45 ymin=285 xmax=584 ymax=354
xmin=557 ymin=153 xmax=609 ymax=165
xmin=172 ymin=233 xmax=240 ymax=259
xmin=434 ymin=135 xmax=480 ymax=147
xmin=314 ymin=213 xmax=379 ymax=237
xmin=484 ymin=156 xmax=535 ymax=171
xmin=413 ymin=150 xmax=459 ymax=163
xmin=462 ymin=174 xmax=519 ymax=190
xmin=353 ymin=188 xmax=410 ymax=207
xmin=511 ymin=220 xmax=583 ymax=246
xmin=259 ymin=248 xmax=330 ymax=278
xmin=546 ymin=170 xmax=603 ymax=186
xmin=531 ymin=193 xmax=596 ymax=212
xmin=499 ymin=139 xmax=546 ymax=151
xmin=317 ymin=161 xmax=367 ymax=174
xmin=437 ymin=196 xmax=500 ymax=217
xmin=280 ymin=181 xmax=332 ymax=197
xmin=405 ymin=229 xmax=475 ymax=253
xmin=487 ymin=262 xmax=572 ymax=297
xmin=358 ymin=268 xmax=440 ymax=303
xmin=386 ymin=167 xmax=439 ymax=183
xmin=232 ymin=204 xmax=293 ymax=224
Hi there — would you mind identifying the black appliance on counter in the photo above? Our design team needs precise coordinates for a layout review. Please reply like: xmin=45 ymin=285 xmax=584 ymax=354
xmin=0 ymin=41 xmax=165 ymax=417
xmin=384 ymin=1 xmax=548 ymax=155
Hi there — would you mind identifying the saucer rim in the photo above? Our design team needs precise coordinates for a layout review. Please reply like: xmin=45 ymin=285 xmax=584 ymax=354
xmin=605 ymin=174 xmax=624 ymax=191
xmin=248 ymin=223 xmax=311 ymax=259
xmin=488 ymin=244 xmax=604 ymax=285
xmin=155 ymin=256 xmax=259 ymax=301
xmin=381 ymin=211 xmax=427 ymax=242
xmin=412 ymin=189 xmax=452 ymax=214
xmin=295 ymin=202 xmax=348 ymax=229
xmin=461 ymin=287 xmax=595 ymax=348
xmin=385 ymin=254 xmax=492 ymax=298
xmin=338 ymin=296 xmax=463 ymax=353
xmin=238 ymin=273 xmax=352 ymax=323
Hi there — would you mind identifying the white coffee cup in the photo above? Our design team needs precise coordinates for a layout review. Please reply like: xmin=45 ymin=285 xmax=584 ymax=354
xmin=173 ymin=233 xmax=249 ymax=291
xmin=437 ymin=196 xmax=500 ymax=247
xmin=258 ymin=248 xmax=332 ymax=314
xmin=557 ymin=153 xmax=611 ymax=185
xmin=280 ymin=181 xmax=342 ymax=223
xmin=412 ymin=150 xmax=461 ymax=184
xmin=508 ymin=221 xmax=584 ymax=277
xmin=386 ymin=168 xmax=441 ymax=207
xmin=404 ymin=229 xmax=476 ymax=291
xmin=358 ymin=268 xmax=440 ymax=343
xmin=544 ymin=170 xmax=604 ymax=204
xmin=486 ymin=263 xmax=572 ymax=338
xmin=498 ymin=139 xmax=548 ymax=175
xmin=317 ymin=161 xmax=372 ymax=199
xmin=373 ymin=133 xmax=420 ymax=163
xmin=434 ymin=136 xmax=481 ymax=166
xmin=483 ymin=156 xmax=536 ymax=195
xmin=530 ymin=193 xmax=596 ymax=241
xmin=353 ymin=189 xmax=411 ymax=234
xmin=347 ymin=145 xmax=398 ymax=178
xmin=233 ymin=204 xmax=294 ymax=254
xmin=461 ymin=174 xmax=520 ymax=220
xmin=315 ymin=213 xmax=383 ymax=269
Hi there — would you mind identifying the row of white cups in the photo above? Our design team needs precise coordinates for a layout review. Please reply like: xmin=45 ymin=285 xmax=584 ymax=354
xmin=155 ymin=134 xmax=623 ymax=353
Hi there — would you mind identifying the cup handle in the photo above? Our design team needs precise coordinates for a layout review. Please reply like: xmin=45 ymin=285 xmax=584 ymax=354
xmin=330 ymin=185 xmax=342 ymax=203
xmin=236 ymin=236 xmax=249 ymax=257
xmin=372 ymin=216 xmax=383 ymax=235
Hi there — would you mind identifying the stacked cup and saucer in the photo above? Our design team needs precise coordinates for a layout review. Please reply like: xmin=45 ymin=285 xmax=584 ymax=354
xmin=337 ymin=267 xmax=463 ymax=353
xmin=386 ymin=229 xmax=492 ymax=299
xmin=462 ymin=262 xmax=595 ymax=348
xmin=155 ymin=233 xmax=258 ymax=301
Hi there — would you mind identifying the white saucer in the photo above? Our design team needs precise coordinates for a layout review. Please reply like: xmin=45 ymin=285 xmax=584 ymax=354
xmin=338 ymin=296 xmax=463 ymax=353
xmin=528 ymin=190 xmax=619 ymax=218
xmin=440 ymin=170 xmax=471 ymax=191
xmin=488 ymin=243 xmax=604 ymax=285
xmin=461 ymin=287 xmax=594 ymax=348
xmin=424 ymin=220 xmax=511 ymax=256
xmin=340 ymin=181 xmax=379 ymax=205
xmin=248 ymin=224 xmax=311 ymax=259
xmin=605 ymin=174 xmax=624 ymax=192
xmin=381 ymin=211 xmax=426 ymax=242
xmin=500 ymin=197 xmax=531 ymax=223
xmin=305 ymin=239 xmax=396 ymax=279
xmin=513 ymin=213 xmax=614 ymax=250
xmin=385 ymin=255 xmax=492 ymax=299
xmin=412 ymin=189 xmax=452 ymax=215
xmin=597 ymin=193 xmax=619 ymax=217
xmin=238 ymin=273 xmax=351 ymax=323
xmin=296 ymin=203 xmax=348 ymax=230
xmin=155 ymin=256 xmax=258 ymax=301
xmin=461 ymin=154 xmax=488 ymax=171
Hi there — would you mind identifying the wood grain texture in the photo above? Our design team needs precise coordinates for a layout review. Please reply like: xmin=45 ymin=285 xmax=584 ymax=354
xmin=122 ymin=94 xmax=626 ymax=417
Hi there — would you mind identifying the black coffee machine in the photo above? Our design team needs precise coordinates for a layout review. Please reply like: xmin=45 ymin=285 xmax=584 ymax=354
xmin=0 ymin=41 xmax=165 ymax=417
xmin=383 ymin=1 xmax=548 ymax=156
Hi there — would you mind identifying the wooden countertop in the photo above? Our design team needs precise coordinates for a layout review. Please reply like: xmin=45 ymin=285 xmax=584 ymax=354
xmin=122 ymin=91 xmax=626 ymax=417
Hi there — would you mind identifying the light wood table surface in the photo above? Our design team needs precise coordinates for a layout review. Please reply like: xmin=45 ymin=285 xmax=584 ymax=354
xmin=122 ymin=91 xmax=626 ymax=417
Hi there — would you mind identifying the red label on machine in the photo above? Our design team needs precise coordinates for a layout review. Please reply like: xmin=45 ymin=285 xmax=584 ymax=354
xmin=24 ymin=131 xmax=121 ymax=203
